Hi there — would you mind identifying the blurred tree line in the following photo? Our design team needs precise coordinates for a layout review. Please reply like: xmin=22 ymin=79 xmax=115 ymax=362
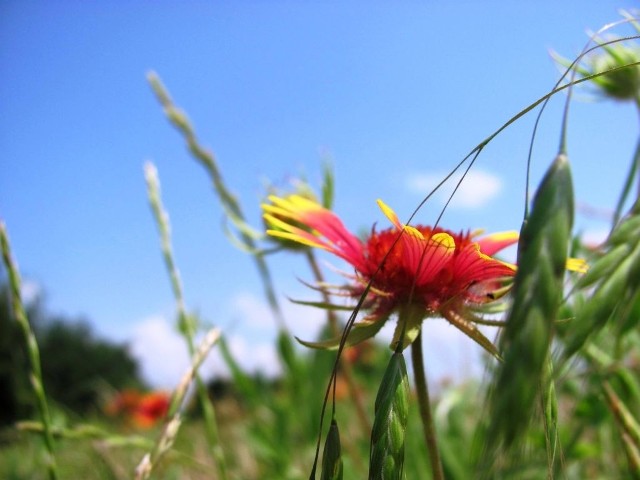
xmin=0 ymin=278 xmax=145 ymax=427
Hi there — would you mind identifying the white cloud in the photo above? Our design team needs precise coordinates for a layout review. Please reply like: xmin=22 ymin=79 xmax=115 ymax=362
xmin=274 ymin=292 xmax=494 ymax=385
xmin=127 ymin=313 xmax=282 ymax=389
xmin=406 ymin=169 xmax=502 ymax=209
xmin=21 ymin=280 xmax=42 ymax=304
xmin=225 ymin=334 xmax=281 ymax=378
xmin=228 ymin=290 xmax=327 ymax=342
xmin=126 ymin=290 xmax=322 ymax=389
xmin=129 ymin=315 xmax=192 ymax=389
xmin=229 ymin=291 xmax=277 ymax=331
xmin=127 ymin=292 xmax=497 ymax=390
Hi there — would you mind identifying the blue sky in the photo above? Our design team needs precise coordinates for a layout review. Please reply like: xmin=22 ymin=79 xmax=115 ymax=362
xmin=1 ymin=2 xmax=639 ymax=387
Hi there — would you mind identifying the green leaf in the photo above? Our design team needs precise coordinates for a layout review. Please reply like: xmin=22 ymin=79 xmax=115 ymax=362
xmin=288 ymin=298 xmax=356 ymax=311
xmin=296 ymin=319 xmax=386 ymax=350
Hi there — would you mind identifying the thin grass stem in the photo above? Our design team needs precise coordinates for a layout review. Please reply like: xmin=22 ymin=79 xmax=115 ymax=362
xmin=0 ymin=223 xmax=58 ymax=480
xmin=16 ymin=421 xmax=153 ymax=448
xmin=403 ymin=39 xmax=640 ymax=229
xmin=146 ymin=71 xmax=286 ymax=330
xmin=144 ymin=163 xmax=228 ymax=479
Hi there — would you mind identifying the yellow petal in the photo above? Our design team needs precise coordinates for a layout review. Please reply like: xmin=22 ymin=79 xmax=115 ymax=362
xmin=376 ymin=199 xmax=402 ymax=229
xmin=566 ymin=257 xmax=588 ymax=273
xmin=266 ymin=230 xmax=326 ymax=249
xmin=431 ymin=232 xmax=455 ymax=250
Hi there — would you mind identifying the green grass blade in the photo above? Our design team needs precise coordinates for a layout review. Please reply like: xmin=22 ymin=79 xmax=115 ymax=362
xmin=144 ymin=162 xmax=228 ymax=478
xmin=146 ymin=71 xmax=287 ymax=329
xmin=1 ymin=223 xmax=58 ymax=480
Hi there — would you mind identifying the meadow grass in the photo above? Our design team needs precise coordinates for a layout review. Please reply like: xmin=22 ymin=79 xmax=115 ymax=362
xmin=2 ymin=11 xmax=640 ymax=480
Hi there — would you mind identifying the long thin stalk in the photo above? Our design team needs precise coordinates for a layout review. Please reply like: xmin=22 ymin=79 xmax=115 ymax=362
xmin=147 ymin=71 xmax=286 ymax=330
xmin=305 ymin=250 xmax=371 ymax=436
xmin=1 ymin=223 xmax=58 ymax=480
xmin=145 ymin=163 xmax=228 ymax=479
xmin=411 ymin=331 xmax=444 ymax=480
xmin=135 ymin=327 xmax=222 ymax=480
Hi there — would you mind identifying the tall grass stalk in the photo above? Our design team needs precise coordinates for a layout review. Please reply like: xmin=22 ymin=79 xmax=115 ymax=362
xmin=0 ymin=223 xmax=58 ymax=480
xmin=146 ymin=71 xmax=286 ymax=329
xmin=145 ymin=162 xmax=228 ymax=478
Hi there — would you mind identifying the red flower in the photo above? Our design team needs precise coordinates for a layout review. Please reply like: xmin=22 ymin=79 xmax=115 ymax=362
xmin=263 ymin=195 xmax=526 ymax=356
xmin=106 ymin=389 xmax=170 ymax=429
xmin=133 ymin=391 xmax=171 ymax=428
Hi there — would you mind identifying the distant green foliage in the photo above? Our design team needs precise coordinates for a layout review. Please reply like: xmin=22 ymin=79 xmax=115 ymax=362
xmin=0 ymin=281 xmax=144 ymax=423
xmin=38 ymin=318 xmax=143 ymax=414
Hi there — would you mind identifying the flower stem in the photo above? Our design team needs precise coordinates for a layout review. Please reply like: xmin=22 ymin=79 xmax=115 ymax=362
xmin=411 ymin=332 xmax=444 ymax=480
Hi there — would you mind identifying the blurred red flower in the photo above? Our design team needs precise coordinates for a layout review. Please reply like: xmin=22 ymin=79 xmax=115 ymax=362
xmin=106 ymin=389 xmax=170 ymax=429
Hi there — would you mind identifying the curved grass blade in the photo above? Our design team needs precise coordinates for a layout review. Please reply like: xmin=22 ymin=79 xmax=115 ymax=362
xmin=296 ymin=319 xmax=386 ymax=350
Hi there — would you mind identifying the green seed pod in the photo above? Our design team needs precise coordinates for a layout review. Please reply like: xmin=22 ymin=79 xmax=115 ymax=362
xmin=321 ymin=419 xmax=343 ymax=480
xmin=369 ymin=352 xmax=409 ymax=480
xmin=588 ymin=43 xmax=640 ymax=101
xmin=485 ymin=154 xmax=574 ymax=455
